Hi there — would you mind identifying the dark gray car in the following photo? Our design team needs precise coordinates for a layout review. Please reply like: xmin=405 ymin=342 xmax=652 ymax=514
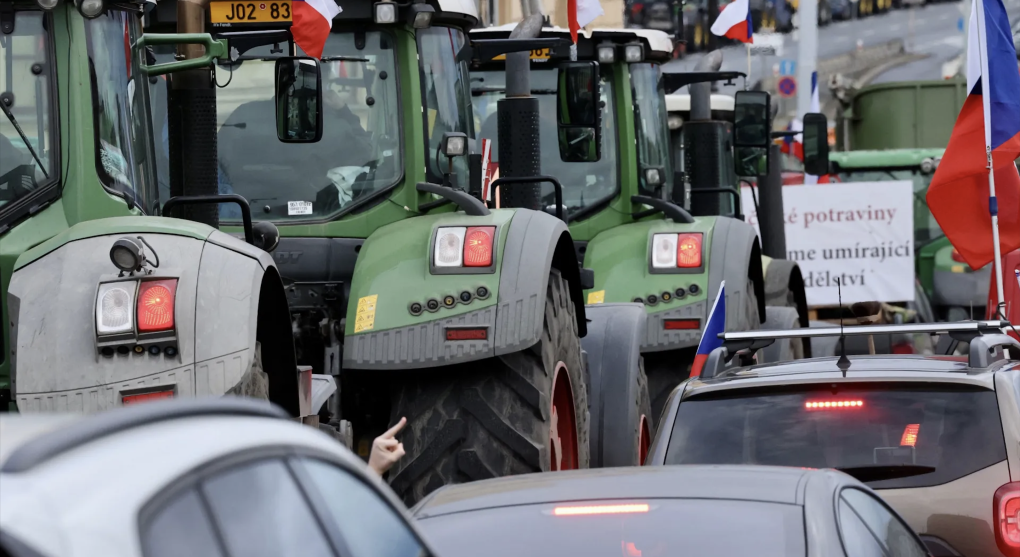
xmin=411 ymin=465 xmax=930 ymax=556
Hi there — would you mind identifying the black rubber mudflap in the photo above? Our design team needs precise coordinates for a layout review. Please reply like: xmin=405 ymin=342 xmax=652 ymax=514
xmin=167 ymin=84 xmax=219 ymax=228
xmin=387 ymin=270 xmax=590 ymax=506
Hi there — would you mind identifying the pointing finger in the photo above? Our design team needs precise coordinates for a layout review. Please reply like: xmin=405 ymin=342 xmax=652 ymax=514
xmin=382 ymin=417 xmax=407 ymax=439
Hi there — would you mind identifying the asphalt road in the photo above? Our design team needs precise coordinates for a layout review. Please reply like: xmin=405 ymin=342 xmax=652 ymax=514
xmin=664 ymin=0 xmax=1020 ymax=101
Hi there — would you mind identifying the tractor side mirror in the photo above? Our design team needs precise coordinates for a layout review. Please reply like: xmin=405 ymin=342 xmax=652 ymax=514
xmin=733 ymin=90 xmax=772 ymax=177
xmin=802 ymin=112 xmax=830 ymax=176
xmin=274 ymin=57 xmax=323 ymax=143
xmin=557 ymin=61 xmax=602 ymax=163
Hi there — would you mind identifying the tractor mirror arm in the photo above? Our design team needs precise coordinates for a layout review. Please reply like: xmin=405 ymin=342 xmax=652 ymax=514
xmin=136 ymin=33 xmax=229 ymax=76
xmin=662 ymin=71 xmax=747 ymax=93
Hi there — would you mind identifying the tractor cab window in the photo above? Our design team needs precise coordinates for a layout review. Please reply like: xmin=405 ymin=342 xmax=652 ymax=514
xmin=417 ymin=27 xmax=473 ymax=192
xmin=85 ymin=10 xmax=160 ymax=213
xmin=835 ymin=168 xmax=941 ymax=245
xmin=472 ymin=68 xmax=617 ymax=219
xmin=631 ymin=63 xmax=674 ymax=197
xmin=0 ymin=9 xmax=56 ymax=214
xmin=214 ymin=30 xmax=401 ymax=222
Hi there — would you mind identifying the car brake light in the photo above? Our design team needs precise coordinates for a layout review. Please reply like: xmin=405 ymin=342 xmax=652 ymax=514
xmin=464 ymin=227 xmax=495 ymax=267
xmin=951 ymin=249 xmax=966 ymax=263
xmin=663 ymin=319 xmax=700 ymax=330
xmin=994 ymin=482 xmax=1020 ymax=554
xmin=900 ymin=424 xmax=920 ymax=447
xmin=122 ymin=389 xmax=175 ymax=405
xmin=96 ymin=281 xmax=137 ymax=335
xmin=137 ymin=279 xmax=178 ymax=332
xmin=434 ymin=227 xmax=466 ymax=267
xmin=553 ymin=503 xmax=650 ymax=516
xmin=676 ymin=233 xmax=703 ymax=268
xmin=804 ymin=400 xmax=863 ymax=409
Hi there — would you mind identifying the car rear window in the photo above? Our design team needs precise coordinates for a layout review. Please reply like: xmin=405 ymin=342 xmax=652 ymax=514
xmin=418 ymin=499 xmax=805 ymax=557
xmin=664 ymin=383 xmax=1007 ymax=489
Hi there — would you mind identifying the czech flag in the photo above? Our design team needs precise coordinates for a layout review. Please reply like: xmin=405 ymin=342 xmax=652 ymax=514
xmin=926 ymin=0 xmax=1020 ymax=270
xmin=292 ymin=0 xmax=342 ymax=60
xmin=691 ymin=281 xmax=726 ymax=378
xmin=568 ymin=0 xmax=605 ymax=43
xmin=710 ymin=0 xmax=753 ymax=44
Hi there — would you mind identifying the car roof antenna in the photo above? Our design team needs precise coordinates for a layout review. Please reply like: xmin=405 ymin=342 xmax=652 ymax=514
xmin=836 ymin=278 xmax=851 ymax=376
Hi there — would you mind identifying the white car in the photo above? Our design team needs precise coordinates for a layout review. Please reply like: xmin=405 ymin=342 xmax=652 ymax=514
xmin=0 ymin=398 xmax=434 ymax=557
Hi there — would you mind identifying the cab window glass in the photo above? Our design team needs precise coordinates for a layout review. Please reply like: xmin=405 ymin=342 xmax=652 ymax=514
xmin=630 ymin=63 xmax=673 ymax=196
xmin=298 ymin=458 xmax=426 ymax=557
xmin=201 ymin=459 xmax=334 ymax=557
xmin=838 ymin=499 xmax=886 ymax=557
xmin=84 ymin=11 xmax=159 ymax=212
xmin=141 ymin=488 xmax=224 ymax=557
xmin=417 ymin=27 xmax=472 ymax=190
xmin=840 ymin=489 xmax=926 ymax=557
xmin=0 ymin=10 xmax=55 ymax=212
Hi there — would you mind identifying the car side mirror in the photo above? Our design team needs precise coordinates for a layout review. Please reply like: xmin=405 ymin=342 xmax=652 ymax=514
xmin=557 ymin=61 xmax=602 ymax=163
xmin=802 ymin=112 xmax=830 ymax=176
xmin=733 ymin=90 xmax=772 ymax=177
xmin=274 ymin=57 xmax=323 ymax=143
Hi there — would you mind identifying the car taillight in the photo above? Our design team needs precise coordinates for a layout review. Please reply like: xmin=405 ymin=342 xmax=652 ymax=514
xmin=804 ymin=400 xmax=863 ymax=409
xmin=951 ymin=249 xmax=966 ymax=263
xmin=137 ymin=279 xmax=177 ymax=332
xmin=96 ymin=281 xmax=137 ymax=335
xmin=553 ymin=503 xmax=649 ymax=516
xmin=464 ymin=227 xmax=495 ymax=267
xmin=994 ymin=482 xmax=1020 ymax=554
xmin=900 ymin=424 xmax=920 ymax=447
xmin=677 ymin=233 xmax=703 ymax=268
xmin=651 ymin=233 xmax=704 ymax=269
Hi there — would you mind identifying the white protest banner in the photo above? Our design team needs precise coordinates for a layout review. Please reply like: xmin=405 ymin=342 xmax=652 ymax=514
xmin=740 ymin=181 xmax=915 ymax=306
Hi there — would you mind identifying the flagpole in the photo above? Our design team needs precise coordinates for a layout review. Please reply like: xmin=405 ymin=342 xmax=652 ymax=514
xmin=973 ymin=0 xmax=1007 ymax=315
xmin=746 ymin=43 xmax=752 ymax=89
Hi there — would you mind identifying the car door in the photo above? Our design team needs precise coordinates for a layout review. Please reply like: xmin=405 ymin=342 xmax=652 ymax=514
xmin=837 ymin=488 xmax=929 ymax=557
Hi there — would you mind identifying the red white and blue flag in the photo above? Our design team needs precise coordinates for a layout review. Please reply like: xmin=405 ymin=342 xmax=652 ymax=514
xmin=926 ymin=0 xmax=1020 ymax=270
xmin=292 ymin=0 xmax=342 ymax=60
xmin=710 ymin=0 xmax=753 ymax=44
xmin=691 ymin=281 xmax=726 ymax=378
xmin=568 ymin=0 xmax=604 ymax=43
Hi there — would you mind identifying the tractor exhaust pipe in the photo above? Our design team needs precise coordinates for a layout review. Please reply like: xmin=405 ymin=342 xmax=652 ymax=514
xmin=168 ymin=0 xmax=219 ymax=228
xmin=685 ymin=50 xmax=727 ymax=215
xmin=497 ymin=14 xmax=544 ymax=211
xmin=689 ymin=49 xmax=721 ymax=122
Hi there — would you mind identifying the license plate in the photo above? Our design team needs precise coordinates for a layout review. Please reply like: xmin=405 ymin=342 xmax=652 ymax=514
xmin=493 ymin=48 xmax=551 ymax=62
xmin=209 ymin=1 xmax=292 ymax=24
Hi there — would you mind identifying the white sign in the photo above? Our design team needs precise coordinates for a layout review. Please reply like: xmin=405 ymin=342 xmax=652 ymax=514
xmin=740 ymin=181 xmax=916 ymax=306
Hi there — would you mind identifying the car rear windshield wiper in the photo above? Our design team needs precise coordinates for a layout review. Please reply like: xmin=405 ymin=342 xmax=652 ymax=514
xmin=0 ymin=100 xmax=49 ymax=179
xmin=836 ymin=465 xmax=935 ymax=483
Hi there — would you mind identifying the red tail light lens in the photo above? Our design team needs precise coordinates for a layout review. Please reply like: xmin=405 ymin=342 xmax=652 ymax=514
xmin=951 ymin=249 xmax=966 ymax=263
xmin=463 ymin=227 xmax=495 ymax=267
xmin=804 ymin=400 xmax=863 ymax=409
xmin=664 ymin=319 xmax=700 ymax=330
xmin=137 ymin=279 xmax=177 ymax=332
xmin=994 ymin=482 xmax=1020 ymax=554
xmin=445 ymin=327 xmax=488 ymax=341
xmin=122 ymin=389 xmax=175 ymax=405
xmin=900 ymin=424 xmax=920 ymax=447
xmin=676 ymin=233 xmax=703 ymax=268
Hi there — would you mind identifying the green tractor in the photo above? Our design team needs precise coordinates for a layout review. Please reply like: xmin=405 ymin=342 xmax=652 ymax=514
xmin=1 ymin=0 xmax=647 ymax=505
xmin=468 ymin=26 xmax=816 ymax=424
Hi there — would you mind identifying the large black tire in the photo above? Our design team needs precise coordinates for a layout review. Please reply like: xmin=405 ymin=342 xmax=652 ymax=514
xmin=759 ymin=306 xmax=805 ymax=364
xmin=387 ymin=269 xmax=590 ymax=506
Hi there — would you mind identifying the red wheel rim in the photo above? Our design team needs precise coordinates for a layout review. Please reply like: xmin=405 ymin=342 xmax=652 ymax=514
xmin=638 ymin=414 xmax=650 ymax=465
xmin=550 ymin=361 xmax=579 ymax=471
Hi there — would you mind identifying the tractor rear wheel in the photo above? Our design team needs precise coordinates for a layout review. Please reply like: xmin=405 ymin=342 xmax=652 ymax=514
xmin=387 ymin=269 xmax=590 ymax=506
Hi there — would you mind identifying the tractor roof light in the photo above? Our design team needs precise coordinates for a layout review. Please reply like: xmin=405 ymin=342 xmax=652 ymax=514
xmin=374 ymin=1 xmax=397 ymax=24
xmin=441 ymin=132 xmax=468 ymax=158
xmin=75 ymin=0 xmax=105 ymax=18
xmin=624 ymin=43 xmax=644 ymax=63
xmin=597 ymin=44 xmax=616 ymax=64
xmin=110 ymin=237 xmax=148 ymax=274
xmin=644 ymin=167 xmax=664 ymax=188
xmin=408 ymin=1 xmax=435 ymax=29
xmin=35 ymin=0 xmax=60 ymax=10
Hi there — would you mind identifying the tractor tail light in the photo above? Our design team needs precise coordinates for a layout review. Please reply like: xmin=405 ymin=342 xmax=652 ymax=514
xmin=651 ymin=234 xmax=678 ymax=268
xmin=434 ymin=227 xmax=466 ymax=267
xmin=96 ymin=281 xmax=137 ymax=335
xmin=994 ymin=482 xmax=1020 ymax=555
xmin=677 ymin=233 xmax=703 ymax=268
xmin=122 ymin=388 xmax=175 ymax=406
xmin=464 ymin=227 xmax=495 ymax=267
xmin=664 ymin=319 xmax=700 ymax=330
xmin=137 ymin=279 xmax=178 ymax=332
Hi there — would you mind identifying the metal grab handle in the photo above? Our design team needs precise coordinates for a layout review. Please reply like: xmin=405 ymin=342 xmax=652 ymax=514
xmin=135 ymin=33 xmax=230 ymax=76
xmin=162 ymin=194 xmax=254 ymax=245
xmin=490 ymin=175 xmax=565 ymax=222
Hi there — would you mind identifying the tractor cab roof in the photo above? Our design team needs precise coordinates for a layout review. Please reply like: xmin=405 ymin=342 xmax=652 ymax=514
xmin=470 ymin=24 xmax=675 ymax=62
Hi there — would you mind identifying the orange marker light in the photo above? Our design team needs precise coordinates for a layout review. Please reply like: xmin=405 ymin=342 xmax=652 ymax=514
xmin=676 ymin=233 xmax=703 ymax=268
xmin=900 ymin=424 xmax=920 ymax=447
xmin=553 ymin=503 xmax=650 ymax=516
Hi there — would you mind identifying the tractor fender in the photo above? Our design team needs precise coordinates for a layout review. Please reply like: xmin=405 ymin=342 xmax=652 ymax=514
xmin=705 ymin=217 xmax=766 ymax=328
xmin=580 ymin=303 xmax=646 ymax=468
xmin=494 ymin=209 xmax=587 ymax=355
xmin=7 ymin=224 xmax=298 ymax=416
xmin=761 ymin=257 xmax=809 ymax=329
